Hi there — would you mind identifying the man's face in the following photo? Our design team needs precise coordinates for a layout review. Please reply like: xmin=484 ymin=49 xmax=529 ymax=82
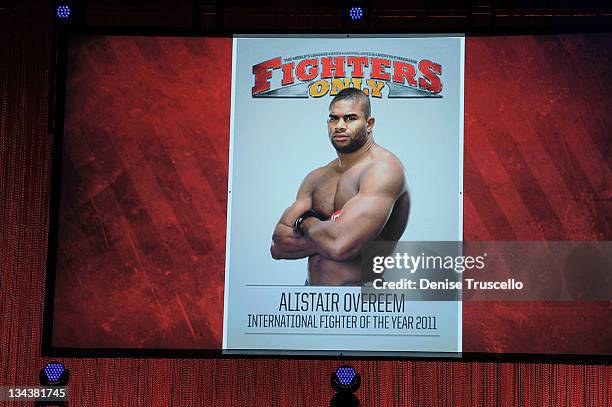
xmin=327 ymin=99 xmax=374 ymax=154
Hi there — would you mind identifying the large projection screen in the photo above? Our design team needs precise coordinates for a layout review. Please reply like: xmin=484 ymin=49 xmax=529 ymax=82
xmin=45 ymin=33 xmax=612 ymax=358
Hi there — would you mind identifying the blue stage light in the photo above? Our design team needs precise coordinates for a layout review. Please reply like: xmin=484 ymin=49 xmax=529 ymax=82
xmin=349 ymin=6 xmax=364 ymax=20
xmin=56 ymin=4 xmax=71 ymax=20
xmin=43 ymin=362 xmax=66 ymax=383
xmin=331 ymin=365 xmax=360 ymax=406
xmin=336 ymin=366 xmax=356 ymax=386
xmin=332 ymin=365 xmax=360 ymax=393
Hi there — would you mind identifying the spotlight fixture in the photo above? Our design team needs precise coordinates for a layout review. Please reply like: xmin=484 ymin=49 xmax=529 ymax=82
xmin=348 ymin=6 xmax=364 ymax=21
xmin=36 ymin=362 xmax=69 ymax=407
xmin=344 ymin=1 xmax=370 ymax=29
xmin=40 ymin=362 xmax=69 ymax=386
xmin=54 ymin=0 xmax=83 ymax=25
xmin=55 ymin=4 xmax=72 ymax=21
xmin=330 ymin=365 xmax=360 ymax=407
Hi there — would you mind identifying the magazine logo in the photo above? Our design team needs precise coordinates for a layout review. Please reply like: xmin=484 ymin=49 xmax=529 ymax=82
xmin=252 ymin=52 xmax=442 ymax=98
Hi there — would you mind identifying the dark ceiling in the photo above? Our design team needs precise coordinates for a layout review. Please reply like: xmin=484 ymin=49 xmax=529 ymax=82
xmin=2 ymin=0 xmax=610 ymax=33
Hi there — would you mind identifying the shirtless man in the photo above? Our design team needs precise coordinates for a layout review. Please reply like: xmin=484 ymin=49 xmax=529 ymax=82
xmin=270 ymin=88 xmax=410 ymax=285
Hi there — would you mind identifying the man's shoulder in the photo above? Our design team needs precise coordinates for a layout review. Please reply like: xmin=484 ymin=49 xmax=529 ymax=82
xmin=361 ymin=148 xmax=406 ymax=193
xmin=297 ymin=161 xmax=336 ymax=194
xmin=368 ymin=147 xmax=405 ymax=176
xmin=304 ymin=160 xmax=337 ymax=180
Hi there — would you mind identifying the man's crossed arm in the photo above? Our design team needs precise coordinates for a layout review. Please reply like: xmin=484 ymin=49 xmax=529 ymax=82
xmin=270 ymin=197 xmax=317 ymax=259
xmin=271 ymin=160 xmax=406 ymax=261
xmin=270 ymin=169 xmax=320 ymax=260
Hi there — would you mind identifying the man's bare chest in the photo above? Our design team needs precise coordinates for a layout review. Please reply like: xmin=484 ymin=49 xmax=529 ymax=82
xmin=311 ymin=171 xmax=359 ymax=217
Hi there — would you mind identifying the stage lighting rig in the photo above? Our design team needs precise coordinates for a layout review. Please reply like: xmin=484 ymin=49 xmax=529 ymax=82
xmin=54 ymin=0 xmax=83 ymax=25
xmin=40 ymin=362 xmax=69 ymax=386
xmin=330 ymin=365 xmax=360 ymax=407
xmin=55 ymin=4 xmax=71 ymax=21
xmin=344 ymin=0 xmax=370 ymax=30
xmin=349 ymin=6 xmax=364 ymax=20
xmin=35 ymin=362 xmax=69 ymax=406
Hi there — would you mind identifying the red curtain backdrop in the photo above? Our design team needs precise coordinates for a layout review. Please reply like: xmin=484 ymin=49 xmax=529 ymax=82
xmin=1 ymin=2 xmax=610 ymax=405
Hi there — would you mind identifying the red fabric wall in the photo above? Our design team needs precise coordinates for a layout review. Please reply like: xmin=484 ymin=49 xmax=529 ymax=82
xmin=1 ymin=1 xmax=610 ymax=406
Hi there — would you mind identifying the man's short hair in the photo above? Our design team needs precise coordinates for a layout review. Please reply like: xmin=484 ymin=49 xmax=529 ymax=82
xmin=329 ymin=88 xmax=371 ymax=118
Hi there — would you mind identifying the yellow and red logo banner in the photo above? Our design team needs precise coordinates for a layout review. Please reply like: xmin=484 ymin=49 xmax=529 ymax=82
xmin=252 ymin=52 xmax=443 ymax=98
